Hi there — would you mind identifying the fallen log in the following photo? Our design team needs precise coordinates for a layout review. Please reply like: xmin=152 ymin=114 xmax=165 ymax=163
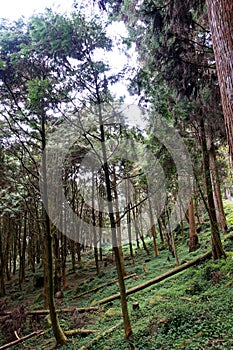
xmin=73 ymin=274 xmax=136 ymax=300
xmin=98 ymin=251 xmax=212 ymax=305
xmin=0 ymin=307 xmax=98 ymax=317
xmin=78 ymin=322 xmax=122 ymax=350
xmin=65 ymin=329 xmax=98 ymax=336
xmin=0 ymin=330 xmax=44 ymax=350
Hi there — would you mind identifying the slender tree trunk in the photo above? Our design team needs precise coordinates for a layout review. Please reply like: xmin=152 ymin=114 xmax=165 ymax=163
xmin=157 ymin=218 xmax=164 ymax=244
xmin=206 ymin=0 xmax=233 ymax=163
xmin=13 ymin=225 xmax=18 ymax=275
xmin=166 ymin=209 xmax=179 ymax=264
xmin=148 ymin=195 xmax=159 ymax=256
xmin=0 ymin=228 xmax=5 ymax=297
xmin=112 ymin=164 xmax=126 ymax=276
xmin=161 ymin=211 xmax=175 ymax=258
xmin=70 ymin=240 xmax=76 ymax=272
xmin=188 ymin=198 xmax=199 ymax=252
xmin=209 ymin=142 xmax=228 ymax=233
xmin=41 ymin=114 xmax=66 ymax=346
xmin=92 ymin=171 xmax=100 ymax=275
xmin=97 ymin=101 xmax=132 ymax=342
xmin=124 ymin=174 xmax=134 ymax=257
xmin=200 ymin=118 xmax=226 ymax=259
xmin=127 ymin=202 xmax=134 ymax=257
xmin=61 ymin=233 xmax=67 ymax=288
xmin=28 ymin=225 xmax=36 ymax=273
xmin=97 ymin=186 xmax=103 ymax=261
xmin=53 ymin=231 xmax=62 ymax=294
xmin=133 ymin=208 xmax=149 ymax=254
xmin=19 ymin=213 xmax=27 ymax=285
xmin=4 ymin=223 xmax=11 ymax=282
xmin=194 ymin=189 xmax=202 ymax=227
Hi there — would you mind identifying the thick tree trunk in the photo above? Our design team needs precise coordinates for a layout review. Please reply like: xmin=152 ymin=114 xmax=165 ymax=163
xmin=206 ymin=0 xmax=233 ymax=163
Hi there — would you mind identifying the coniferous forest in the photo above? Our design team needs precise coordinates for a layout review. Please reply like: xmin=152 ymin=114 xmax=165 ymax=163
xmin=0 ymin=1 xmax=233 ymax=349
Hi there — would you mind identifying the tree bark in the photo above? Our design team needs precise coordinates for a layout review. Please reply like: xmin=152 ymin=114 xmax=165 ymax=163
xmin=206 ymin=0 xmax=233 ymax=163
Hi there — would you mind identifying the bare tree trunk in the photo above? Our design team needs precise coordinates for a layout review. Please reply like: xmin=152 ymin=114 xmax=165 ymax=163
xmin=188 ymin=198 xmax=199 ymax=252
xmin=92 ymin=171 xmax=100 ymax=275
xmin=53 ymin=230 xmax=62 ymax=294
xmin=148 ymin=195 xmax=159 ymax=256
xmin=97 ymin=101 xmax=132 ymax=343
xmin=19 ymin=213 xmax=27 ymax=285
xmin=41 ymin=114 xmax=66 ymax=346
xmin=125 ymin=179 xmax=134 ymax=257
xmin=112 ymin=164 xmax=126 ymax=277
xmin=0 ymin=226 xmax=5 ymax=297
xmin=157 ymin=217 xmax=164 ymax=244
xmin=206 ymin=0 xmax=233 ymax=163
xmin=133 ymin=207 xmax=149 ymax=254
xmin=209 ymin=142 xmax=228 ymax=234
xmin=200 ymin=118 xmax=226 ymax=259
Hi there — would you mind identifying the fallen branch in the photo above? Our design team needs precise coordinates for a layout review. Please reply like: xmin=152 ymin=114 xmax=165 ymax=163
xmin=0 ymin=330 xmax=44 ymax=350
xmin=98 ymin=251 xmax=212 ymax=305
xmin=0 ymin=307 xmax=98 ymax=317
xmin=73 ymin=274 xmax=136 ymax=299
xmin=78 ymin=322 xmax=122 ymax=350
xmin=177 ymin=296 xmax=192 ymax=301
xmin=65 ymin=329 xmax=98 ymax=336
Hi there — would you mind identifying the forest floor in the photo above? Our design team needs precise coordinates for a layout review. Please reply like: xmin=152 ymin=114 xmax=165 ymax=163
xmin=0 ymin=201 xmax=233 ymax=350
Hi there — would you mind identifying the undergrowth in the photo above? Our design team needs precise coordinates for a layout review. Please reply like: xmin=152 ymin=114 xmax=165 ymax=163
xmin=0 ymin=201 xmax=233 ymax=349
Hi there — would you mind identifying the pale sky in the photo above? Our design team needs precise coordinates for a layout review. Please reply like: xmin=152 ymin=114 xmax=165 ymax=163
xmin=0 ymin=0 xmax=75 ymax=19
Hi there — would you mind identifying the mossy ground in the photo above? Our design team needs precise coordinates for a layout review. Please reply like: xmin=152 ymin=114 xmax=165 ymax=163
xmin=0 ymin=201 xmax=233 ymax=349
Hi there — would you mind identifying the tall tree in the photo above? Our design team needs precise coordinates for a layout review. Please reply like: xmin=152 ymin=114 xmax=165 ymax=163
xmin=205 ymin=0 xmax=233 ymax=163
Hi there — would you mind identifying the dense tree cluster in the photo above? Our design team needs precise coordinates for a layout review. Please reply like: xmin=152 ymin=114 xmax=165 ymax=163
xmin=0 ymin=1 xmax=232 ymax=347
